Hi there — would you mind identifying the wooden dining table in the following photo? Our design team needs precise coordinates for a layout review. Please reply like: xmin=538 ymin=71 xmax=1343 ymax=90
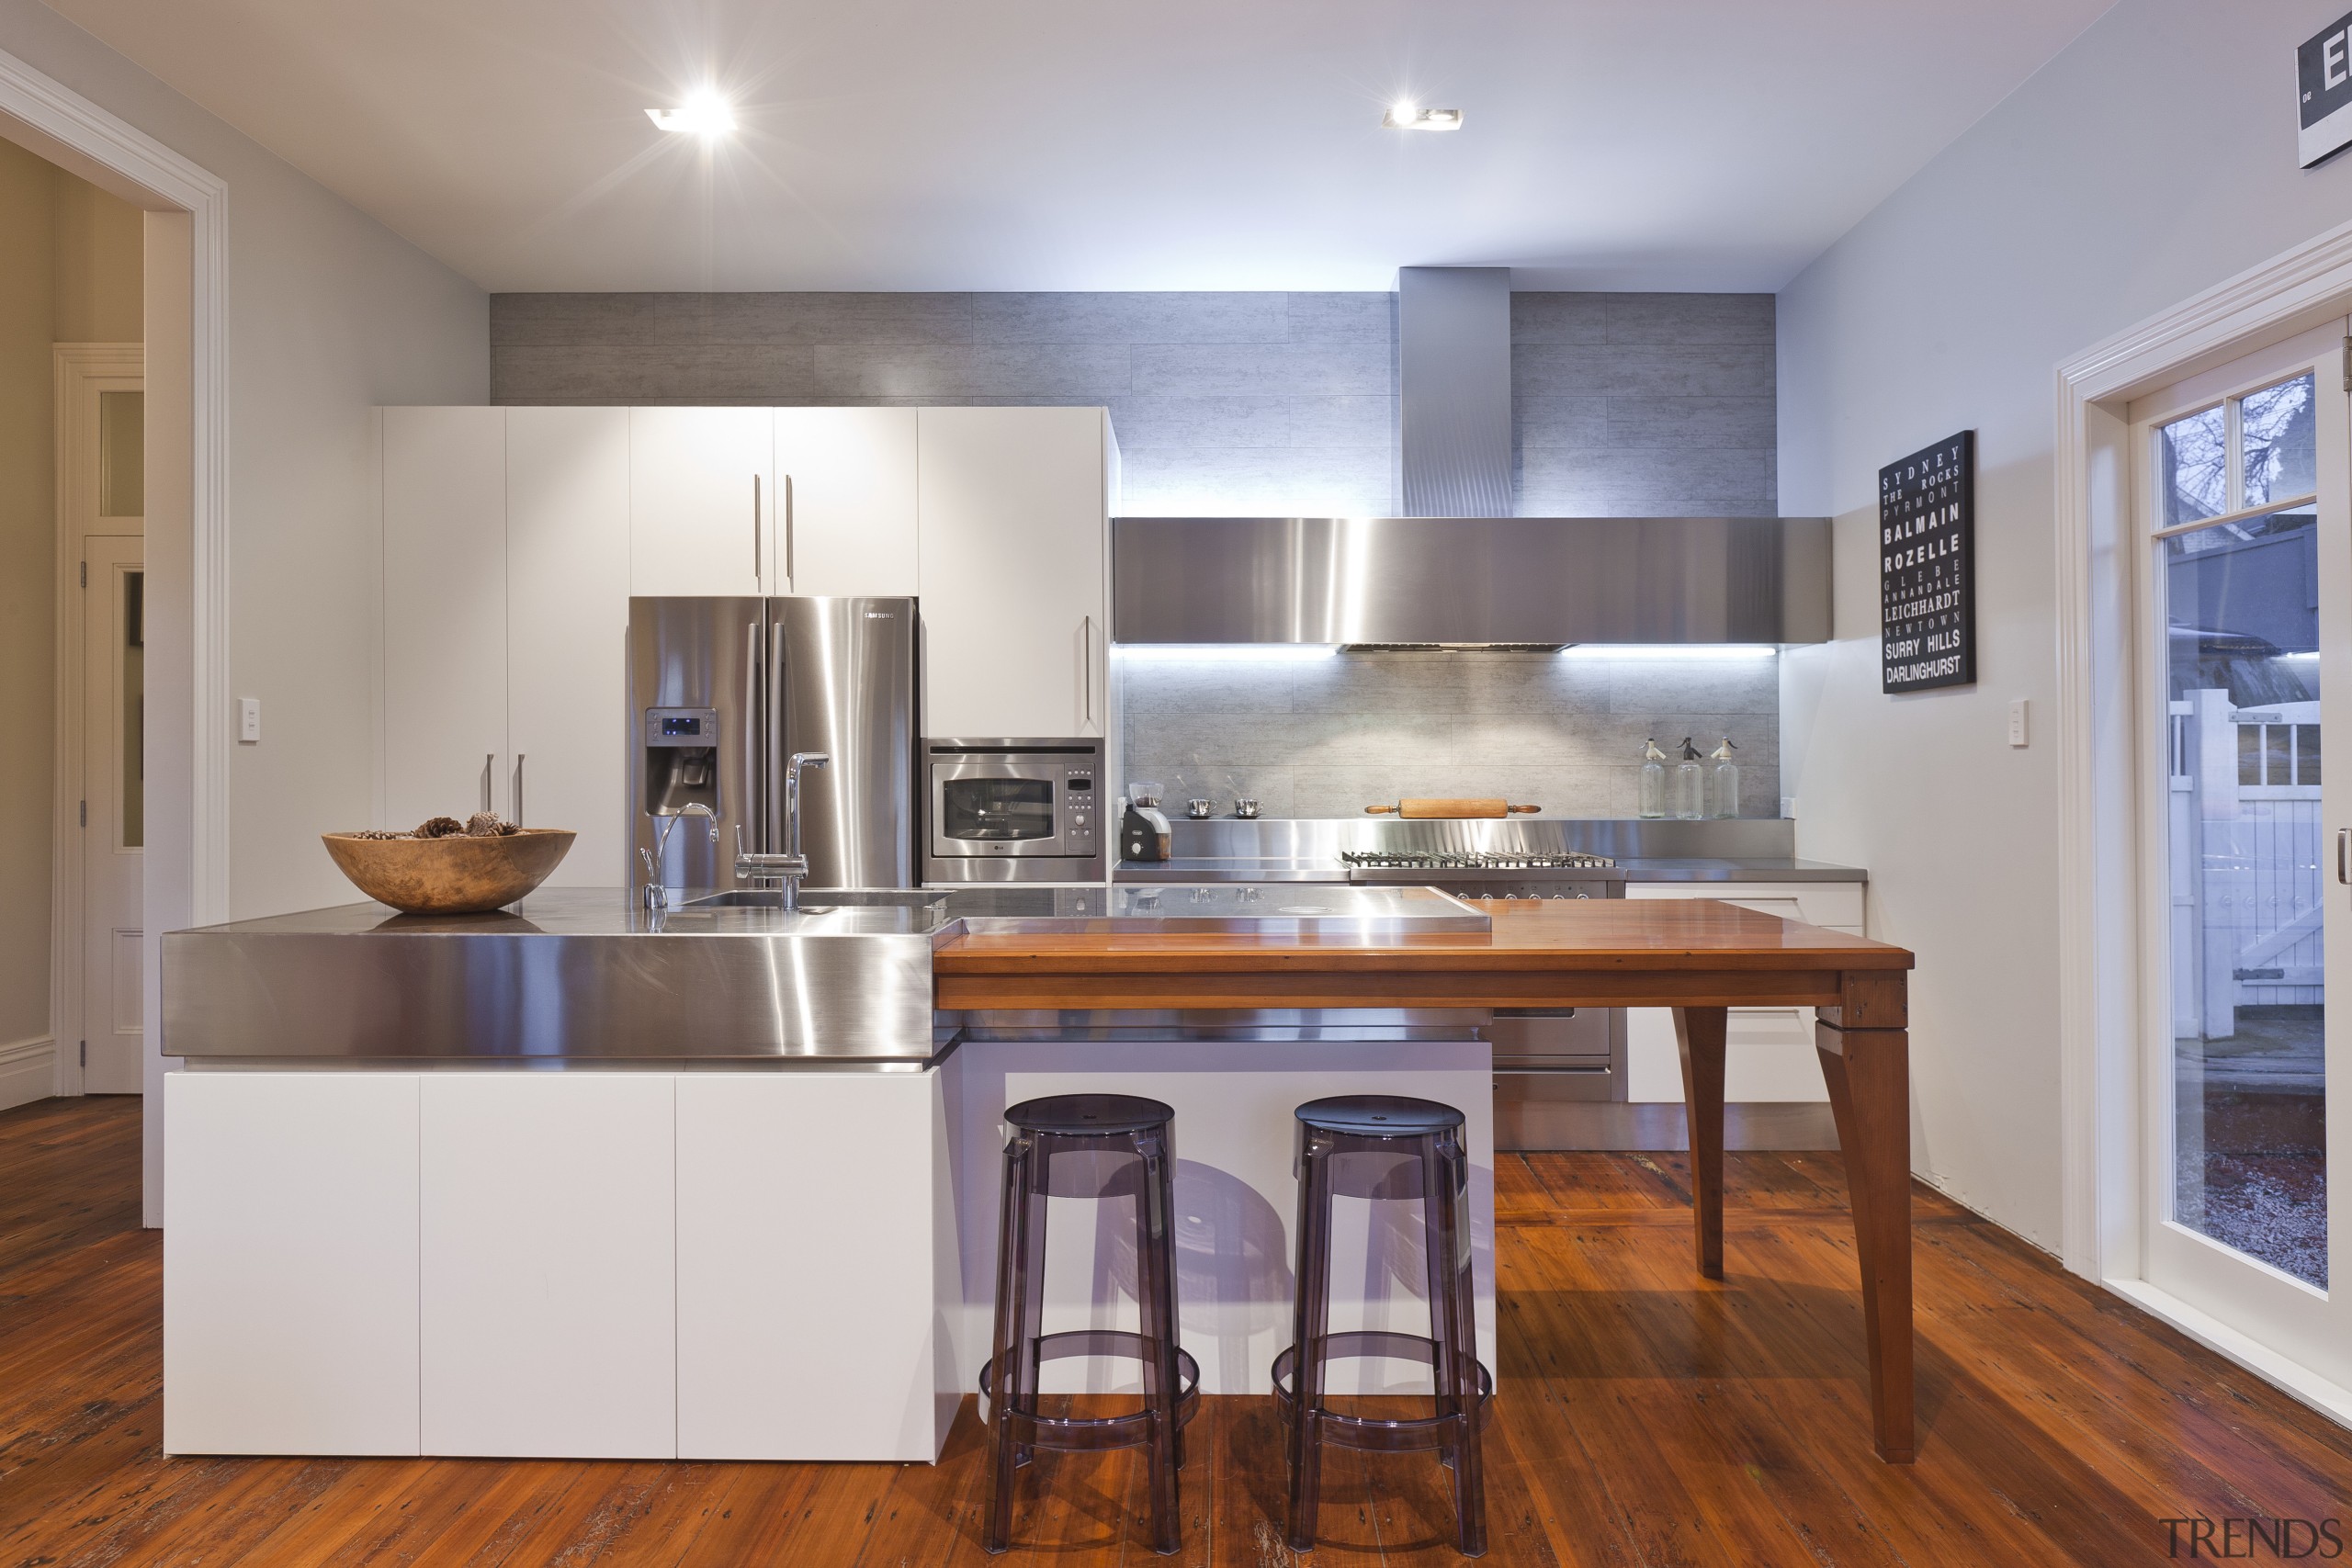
xmin=932 ymin=896 xmax=1923 ymax=1462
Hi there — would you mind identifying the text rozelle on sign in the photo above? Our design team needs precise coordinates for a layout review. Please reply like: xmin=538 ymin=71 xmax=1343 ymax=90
xmin=1880 ymin=431 xmax=1974 ymax=694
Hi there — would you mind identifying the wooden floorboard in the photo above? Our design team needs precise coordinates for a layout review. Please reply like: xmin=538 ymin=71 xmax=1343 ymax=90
xmin=5 ymin=1095 xmax=2350 ymax=1566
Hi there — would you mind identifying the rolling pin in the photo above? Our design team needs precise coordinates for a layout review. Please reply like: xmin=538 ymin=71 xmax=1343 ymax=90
xmin=1364 ymin=798 xmax=1542 ymax=818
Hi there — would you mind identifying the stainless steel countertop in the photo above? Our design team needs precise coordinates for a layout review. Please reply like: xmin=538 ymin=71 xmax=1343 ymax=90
xmin=161 ymin=885 xmax=1497 ymax=1063
xmin=1114 ymin=856 xmax=1866 ymax=884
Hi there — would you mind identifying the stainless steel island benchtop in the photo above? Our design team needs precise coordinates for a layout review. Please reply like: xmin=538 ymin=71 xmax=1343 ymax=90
xmin=159 ymin=885 xmax=1487 ymax=1064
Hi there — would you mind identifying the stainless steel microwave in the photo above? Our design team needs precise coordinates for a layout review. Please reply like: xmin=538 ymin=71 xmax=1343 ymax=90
xmin=922 ymin=738 xmax=1105 ymax=884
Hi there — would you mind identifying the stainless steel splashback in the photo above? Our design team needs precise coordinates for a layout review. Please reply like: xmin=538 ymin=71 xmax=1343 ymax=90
xmin=1111 ymin=515 xmax=1831 ymax=646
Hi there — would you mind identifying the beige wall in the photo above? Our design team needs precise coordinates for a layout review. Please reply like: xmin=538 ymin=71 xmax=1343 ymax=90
xmin=0 ymin=136 xmax=56 ymax=1058
xmin=0 ymin=138 xmax=142 ymax=1081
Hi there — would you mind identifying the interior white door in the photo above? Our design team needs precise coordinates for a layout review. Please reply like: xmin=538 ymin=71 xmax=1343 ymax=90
xmin=628 ymin=407 xmax=774 ymax=597
xmin=382 ymin=407 xmax=507 ymax=829
xmin=2132 ymin=324 xmax=2352 ymax=1388
xmin=81 ymin=536 xmax=143 ymax=1094
xmin=506 ymin=407 xmax=630 ymax=882
xmin=774 ymin=407 xmax=919 ymax=596
xmin=917 ymin=407 xmax=1108 ymax=738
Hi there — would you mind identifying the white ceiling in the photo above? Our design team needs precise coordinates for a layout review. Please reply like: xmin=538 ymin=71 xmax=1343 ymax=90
xmin=40 ymin=0 xmax=2112 ymax=294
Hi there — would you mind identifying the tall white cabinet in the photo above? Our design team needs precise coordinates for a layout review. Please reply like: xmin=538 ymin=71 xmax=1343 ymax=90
xmin=379 ymin=404 xmax=1114 ymax=880
xmin=381 ymin=407 xmax=507 ymax=828
xmin=506 ymin=408 xmax=630 ymax=880
xmin=916 ymin=407 xmax=1114 ymax=739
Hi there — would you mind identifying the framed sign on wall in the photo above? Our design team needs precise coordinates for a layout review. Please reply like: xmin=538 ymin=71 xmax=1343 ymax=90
xmin=1880 ymin=430 xmax=1975 ymax=694
xmin=2300 ymin=10 xmax=2352 ymax=168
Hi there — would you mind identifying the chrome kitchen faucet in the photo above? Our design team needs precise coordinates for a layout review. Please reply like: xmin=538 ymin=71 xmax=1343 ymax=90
xmin=735 ymin=751 xmax=830 ymax=910
xmin=639 ymin=802 xmax=718 ymax=911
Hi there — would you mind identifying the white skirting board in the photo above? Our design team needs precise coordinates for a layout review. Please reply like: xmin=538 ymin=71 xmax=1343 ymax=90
xmin=0 ymin=1036 xmax=57 ymax=1111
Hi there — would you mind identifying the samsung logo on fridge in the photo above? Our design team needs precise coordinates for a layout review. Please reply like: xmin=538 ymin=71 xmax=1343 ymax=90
xmin=2299 ymin=10 xmax=2352 ymax=167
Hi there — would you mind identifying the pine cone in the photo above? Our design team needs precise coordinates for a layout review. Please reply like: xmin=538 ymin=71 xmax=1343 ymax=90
xmin=464 ymin=812 xmax=515 ymax=838
xmin=414 ymin=816 xmax=465 ymax=839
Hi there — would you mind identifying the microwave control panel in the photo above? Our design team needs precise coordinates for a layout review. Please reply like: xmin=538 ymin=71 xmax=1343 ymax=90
xmin=1062 ymin=767 xmax=1096 ymax=852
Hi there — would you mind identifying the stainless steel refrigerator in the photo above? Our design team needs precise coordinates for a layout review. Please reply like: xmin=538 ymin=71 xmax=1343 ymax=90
xmin=627 ymin=596 xmax=918 ymax=892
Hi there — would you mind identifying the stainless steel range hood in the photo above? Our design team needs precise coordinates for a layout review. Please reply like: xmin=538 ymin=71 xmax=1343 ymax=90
xmin=1112 ymin=265 xmax=1829 ymax=649
xmin=1113 ymin=514 xmax=1830 ymax=646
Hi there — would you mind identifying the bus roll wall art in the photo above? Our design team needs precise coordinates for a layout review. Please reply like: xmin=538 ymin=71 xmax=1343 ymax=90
xmin=1880 ymin=430 xmax=1975 ymax=694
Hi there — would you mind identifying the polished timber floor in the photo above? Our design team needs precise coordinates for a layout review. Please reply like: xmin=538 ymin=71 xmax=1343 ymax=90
xmin=7 ymin=1098 xmax=2352 ymax=1566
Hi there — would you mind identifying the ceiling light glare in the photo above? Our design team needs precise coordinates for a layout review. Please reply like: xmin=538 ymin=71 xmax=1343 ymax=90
xmin=1383 ymin=103 xmax=1462 ymax=131
xmin=647 ymin=90 xmax=736 ymax=137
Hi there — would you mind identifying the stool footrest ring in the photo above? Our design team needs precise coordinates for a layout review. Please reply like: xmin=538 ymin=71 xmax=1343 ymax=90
xmin=1272 ymin=1330 xmax=1494 ymax=1454
xmin=980 ymin=1331 xmax=1202 ymax=1454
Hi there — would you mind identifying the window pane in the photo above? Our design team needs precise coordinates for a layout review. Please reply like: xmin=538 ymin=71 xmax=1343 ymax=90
xmin=122 ymin=570 xmax=142 ymax=850
xmin=99 ymin=389 xmax=143 ymax=517
xmin=2241 ymin=373 xmax=2316 ymax=509
xmin=2158 ymin=404 xmax=2226 ymax=527
xmin=2164 ymin=514 xmax=2325 ymax=1287
xmin=2299 ymin=723 xmax=2322 ymax=784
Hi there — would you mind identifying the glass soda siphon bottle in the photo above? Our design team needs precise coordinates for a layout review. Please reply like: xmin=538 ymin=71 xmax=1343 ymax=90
xmin=1638 ymin=738 xmax=1668 ymax=818
xmin=1708 ymin=739 xmax=1740 ymax=818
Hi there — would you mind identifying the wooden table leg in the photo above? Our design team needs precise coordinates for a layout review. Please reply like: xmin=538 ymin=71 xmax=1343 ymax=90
xmin=1673 ymin=1006 xmax=1728 ymax=1280
xmin=1816 ymin=974 xmax=1914 ymax=1463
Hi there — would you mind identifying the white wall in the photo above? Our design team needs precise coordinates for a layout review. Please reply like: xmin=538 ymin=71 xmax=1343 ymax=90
xmin=0 ymin=3 xmax=486 ymax=931
xmin=1777 ymin=0 xmax=2352 ymax=1247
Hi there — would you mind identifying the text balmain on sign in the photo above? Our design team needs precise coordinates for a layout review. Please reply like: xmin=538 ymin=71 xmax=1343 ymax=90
xmin=1880 ymin=430 xmax=1976 ymax=694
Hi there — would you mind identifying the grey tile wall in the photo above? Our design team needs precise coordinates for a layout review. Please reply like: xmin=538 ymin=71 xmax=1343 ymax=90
xmin=1119 ymin=651 xmax=1780 ymax=821
xmin=491 ymin=290 xmax=1398 ymax=515
xmin=1511 ymin=292 xmax=1776 ymax=517
xmin=490 ymin=288 xmax=1775 ymax=520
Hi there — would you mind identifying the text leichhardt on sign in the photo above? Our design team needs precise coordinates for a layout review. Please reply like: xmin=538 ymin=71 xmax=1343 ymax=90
xmin=1879 ymin=430 xmax=1974 ymax=694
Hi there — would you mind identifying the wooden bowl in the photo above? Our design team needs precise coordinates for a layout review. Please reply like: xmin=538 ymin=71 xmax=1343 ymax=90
xmin=322 ymin=829 xmax=576 ymax=915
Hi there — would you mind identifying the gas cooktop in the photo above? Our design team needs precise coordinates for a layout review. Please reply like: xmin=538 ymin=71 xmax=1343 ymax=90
xmin=1339 ymin=849 xmax=1624 ymax=897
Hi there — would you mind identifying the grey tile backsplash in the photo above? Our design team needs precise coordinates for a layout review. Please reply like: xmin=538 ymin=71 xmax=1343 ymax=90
xmin=1117 ymin=651 xmax=1781 ymax=820
xmin=491 ymin=288 xmax=1782 ymax=816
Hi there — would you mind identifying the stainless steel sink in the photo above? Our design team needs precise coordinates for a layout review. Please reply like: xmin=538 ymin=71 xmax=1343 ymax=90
xmin=684 ymin=887 xmax=949 ymax=911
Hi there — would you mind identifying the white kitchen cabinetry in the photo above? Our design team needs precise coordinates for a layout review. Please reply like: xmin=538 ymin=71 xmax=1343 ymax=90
xmin=419 ymin=1074 xmax=676 ymax=1458
xmin=628 ymin=406 xmax=774 ymax=597
xmin=918 ymin=407 xmax=1114 ymax=739
xmin=1623 ymin=881 xmax=1866 ymax=1103
xmin=382 ymin=407 xmax=507 ymax=827
xmin=774 ymin=407 xmax=919 ymax=596
xmin=676 ymin=1073 xmax=956 ymax=1461
xmin=164 ymin=1073 xmax=421 ymax=1456
xmin=506 ymin=407 xmax=631 ymax=881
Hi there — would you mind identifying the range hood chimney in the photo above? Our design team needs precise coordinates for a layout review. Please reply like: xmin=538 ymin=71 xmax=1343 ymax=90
xmin=1397 ymin=266 xmax=1512 ymax=517
xmin=1110 ymin=267 xmax=1832 ymax=649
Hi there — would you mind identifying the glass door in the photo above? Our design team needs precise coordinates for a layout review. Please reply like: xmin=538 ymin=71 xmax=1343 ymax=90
xmin=2134 ymin=323 xmax=2352 ymax=1382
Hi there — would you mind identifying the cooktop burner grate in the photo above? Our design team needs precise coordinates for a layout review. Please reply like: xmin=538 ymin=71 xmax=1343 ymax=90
xmin=1340 ymin=850 xmax=1616 ymax=871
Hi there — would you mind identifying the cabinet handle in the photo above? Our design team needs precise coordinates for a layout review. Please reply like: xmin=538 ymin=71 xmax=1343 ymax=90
xmin=514 ymin=753 xmax=526 ymax=827
xmin=481 ymin=753 xmax=494 ymax=816
xmin=784 ymin=475 xmax=794 ymax=590
xmin=752 ymin=475 xmax=762 ymax=586
xmin=1081 ymin=615 xmax=1095 ymax=728
xmin=2339 ymin=828 xmax=2347 ymax=886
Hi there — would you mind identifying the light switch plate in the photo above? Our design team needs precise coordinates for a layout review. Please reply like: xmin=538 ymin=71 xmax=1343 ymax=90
xmin=2007 ymin=698 xmax=2029 ymax=748
xmin=238 ymin=697 xmax=261 ymax=743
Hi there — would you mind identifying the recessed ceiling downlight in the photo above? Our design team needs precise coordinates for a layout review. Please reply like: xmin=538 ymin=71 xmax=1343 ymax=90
xmin=646 ymin=90 xmax=736 ymax=137
xmin=1384 ymin=103 xmax=1462 ymax=131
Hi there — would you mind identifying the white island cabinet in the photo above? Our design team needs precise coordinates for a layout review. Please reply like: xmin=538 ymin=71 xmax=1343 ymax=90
xmin=1623 ymin=878 xmax=1867 ymax=1103
xmin=164 ymin=1066 xmax=962 ymax=1461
